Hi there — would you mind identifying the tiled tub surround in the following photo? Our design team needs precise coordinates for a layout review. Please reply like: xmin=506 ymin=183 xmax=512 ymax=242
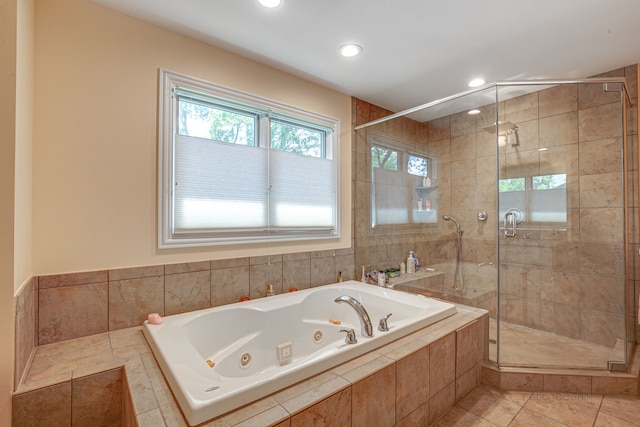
xmin=12 ymin=249 xmax=355 ymax=390
xmin=353 ymin=65 xmax=639 ymax=359
xmin=14 ymin=302 xmax=487 ymax=426
xmin=13 ymin=366 xmax=127 ymax=426
xmin=143 ymin=281 xmax=457 ymax=424
xmin=39 ymin=251 xmax=355 ymax=344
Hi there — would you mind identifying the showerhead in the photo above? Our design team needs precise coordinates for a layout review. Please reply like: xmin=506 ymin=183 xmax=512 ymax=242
xmin=443 ymin=215 xmax=463 ymax=235
xmin=482 ymin=120 xmax=518 ymax=136
xmin=482 ymin=120 xmax=519 ymax=147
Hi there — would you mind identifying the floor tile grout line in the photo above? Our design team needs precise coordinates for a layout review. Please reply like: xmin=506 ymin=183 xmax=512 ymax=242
xmin=450 ymin=404 xmax=502 ymax=427
xmin=458 ymin=386 xmax=520 ymax=426
xmin=591 ymin=393 xmax=604 ymax=427
xmin=506 ymin=403 xmax=526 ymax=427
xmin=510 ymin=404 xmax=573 ymax=427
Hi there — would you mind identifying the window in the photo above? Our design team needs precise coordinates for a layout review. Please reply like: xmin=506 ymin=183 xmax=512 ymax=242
xmin=178 ymin=97 xmax=257 ymax=145
xmin=498 ymin=178 xmax=525 ymax=192
xmin=370 ymin=139 xmax=435 ymax=227
xmin=407 ymin=154 xmax=429 ymax=177
xmin=372 ymin=146 xmax=398 ymax=170
xmin=499 ymin=174 xmax=566 ymax=223
xmin=158 ymin=69 xmax=340 ymax=247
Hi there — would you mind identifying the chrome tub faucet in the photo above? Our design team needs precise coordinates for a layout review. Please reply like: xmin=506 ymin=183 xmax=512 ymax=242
xmin=334 ymin=295 xmax=374 ymax=338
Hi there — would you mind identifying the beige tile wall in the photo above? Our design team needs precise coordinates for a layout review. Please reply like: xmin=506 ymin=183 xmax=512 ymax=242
xmin=497 ymin=68 xmax=637 ymax=348
xmin=20 ymin=248 xmax=354 ymax=351
xmin=12 ymin=368 xmax=123 ymax=427
xmin=353 ymin=65 xmax=639 ymax=351
xmin=480 ymin=346 xmax=640 ymax=395
xmin=11 ymin=248 xmax=355 ymax=421
xmin=14 ymin=277 xmax=37 ymax=391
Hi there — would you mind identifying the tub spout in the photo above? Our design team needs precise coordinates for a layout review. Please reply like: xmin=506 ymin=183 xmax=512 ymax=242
xmin=334 ymin=295 xmax=374 ymax=338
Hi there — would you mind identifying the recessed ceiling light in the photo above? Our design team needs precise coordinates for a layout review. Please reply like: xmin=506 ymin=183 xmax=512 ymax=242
xmin=468 ymin=78 xmax=485 ymax=87
xmin=468 ymin=109 xmax=480 ymax=115
xmin=339 ymin=44 xmax=362 ymax=58
xmin=258 ymin=0 xmax=282 ymax=8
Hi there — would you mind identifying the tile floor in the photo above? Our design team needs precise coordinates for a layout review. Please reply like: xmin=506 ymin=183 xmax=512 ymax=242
xmin=489 ymin=319 xmax=616 ymax=370
xmin=435 ymin=383 xmax=640 ymax=426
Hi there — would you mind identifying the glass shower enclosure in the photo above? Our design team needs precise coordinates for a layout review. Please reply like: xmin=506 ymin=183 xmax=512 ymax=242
xmin=353 ymin=75 xmax=635 ymax=371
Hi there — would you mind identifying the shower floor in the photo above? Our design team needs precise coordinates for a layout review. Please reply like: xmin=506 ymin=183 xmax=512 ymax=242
xmin=489 ymin=319 xmax=622 ymax=370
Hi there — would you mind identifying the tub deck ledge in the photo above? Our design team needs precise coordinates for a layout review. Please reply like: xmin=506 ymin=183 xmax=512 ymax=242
xmin=14 ymin=301 xmax=489 ymax=426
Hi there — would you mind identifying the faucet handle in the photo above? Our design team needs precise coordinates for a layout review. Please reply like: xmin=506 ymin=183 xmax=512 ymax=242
xmin=338 ymin=328 xmax=357 ymax=344
xmin=378 ymin=313 xmax=392 ymax=332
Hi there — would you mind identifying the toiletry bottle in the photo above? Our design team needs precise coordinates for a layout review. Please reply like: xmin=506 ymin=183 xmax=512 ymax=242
xmin=418 ymin=198 xmax=423 ymax=211
xmin=337 ymin=271 xmax=343 ymax=282
xmin=407 ymin=251 xmax=416 ymax=273
xmin=414 ymin=253 xmax=420 ymax=272
xmin=377 ymin=271 xmax=386 ymax=287
xmin=266 ymin=284 xmax=276 ymax=297
xmin=400 ymin=262 xmax=406 ymax=274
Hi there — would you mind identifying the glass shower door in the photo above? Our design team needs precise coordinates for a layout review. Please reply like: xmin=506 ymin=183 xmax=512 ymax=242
xmin=496 ymin=81 xmax=628 ymax=370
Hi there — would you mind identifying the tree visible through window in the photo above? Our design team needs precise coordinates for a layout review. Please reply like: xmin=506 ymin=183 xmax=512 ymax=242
xmin=271 ymin=118 xmax=324 ymax=157
xmin=178 ymin=99 xmax=257 ymax=145
xmin=372 ymin=146 xmax=398 ymax=170
xmin=407 ymin=154 xmax=428 ymax=177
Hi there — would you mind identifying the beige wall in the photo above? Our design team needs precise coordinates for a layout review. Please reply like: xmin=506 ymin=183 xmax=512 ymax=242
xmin=32 ymin=0 xmax=352 ymax=275
xmin=1 ymin=0 xmax=19 ymax=422
xmin=15 ymin=0 xmax=34 ymax=293
xmin=5 ymin=0 xmax=352 ymax=417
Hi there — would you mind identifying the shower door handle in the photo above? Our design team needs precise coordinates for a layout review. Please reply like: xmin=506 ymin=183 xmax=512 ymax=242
xmin=504 ymin=212 xmax=517 ymax=237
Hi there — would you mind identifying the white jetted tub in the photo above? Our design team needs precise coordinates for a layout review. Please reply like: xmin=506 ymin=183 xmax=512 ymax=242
xmin=143 ymin=280 xmax=457 ymax=425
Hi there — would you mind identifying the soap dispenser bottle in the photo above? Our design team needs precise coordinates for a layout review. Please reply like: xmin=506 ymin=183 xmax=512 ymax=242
xmin=407 ymin=251 xmax=416 ymax=274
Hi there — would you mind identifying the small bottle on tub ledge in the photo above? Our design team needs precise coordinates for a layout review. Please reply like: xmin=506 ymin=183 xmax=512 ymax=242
xmin=407 ymin=251 xmax=416 ymax=273
xmin=266 ymin=284 xmax=276 ymax=297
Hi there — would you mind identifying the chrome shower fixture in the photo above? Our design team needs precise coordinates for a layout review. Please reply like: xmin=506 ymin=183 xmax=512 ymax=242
xmin=442 ymin=215 xmax=463 ymax=235
xmin=443 ymin=215 xmax=466 ymax=292
xmin=483 ymin=120 xmax=519 ymax=146
xmin=482 ymin=120 xmax=518 ymax=136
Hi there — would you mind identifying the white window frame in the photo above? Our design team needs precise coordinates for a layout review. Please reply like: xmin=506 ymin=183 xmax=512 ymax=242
xmin=158 ymin=69 xmax=340 ymax=248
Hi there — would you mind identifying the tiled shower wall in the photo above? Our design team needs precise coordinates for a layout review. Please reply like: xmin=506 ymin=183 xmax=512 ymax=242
xmin=496 ymin=69 xmax=638 ymax=349
xmin=353 ymin=65 xmax=639 ymax=350
xmin=13 ymin=249 xmax=354 ymax=390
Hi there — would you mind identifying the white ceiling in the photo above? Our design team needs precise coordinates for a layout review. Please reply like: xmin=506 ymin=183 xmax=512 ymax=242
xmin=94 ymin=0 xmax=640 ymax=122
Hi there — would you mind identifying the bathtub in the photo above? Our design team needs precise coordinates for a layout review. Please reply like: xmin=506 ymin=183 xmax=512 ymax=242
xmin=143 ymin=280 xmax=457 ymax=425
